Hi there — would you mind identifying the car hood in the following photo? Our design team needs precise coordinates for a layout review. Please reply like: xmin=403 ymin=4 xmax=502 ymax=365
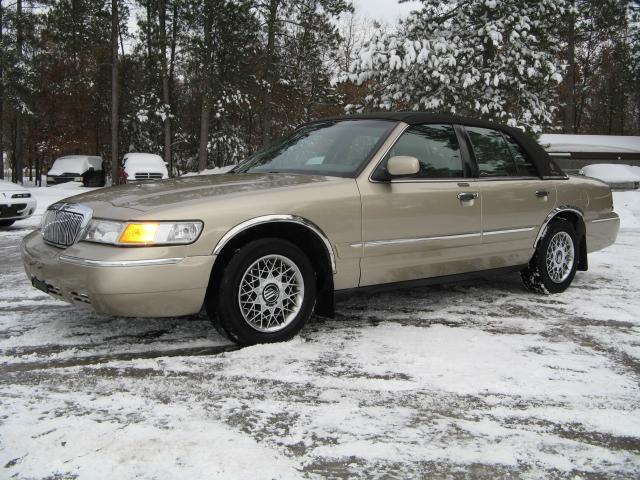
xmin=65 ymin=173 xmax=340 ymax=215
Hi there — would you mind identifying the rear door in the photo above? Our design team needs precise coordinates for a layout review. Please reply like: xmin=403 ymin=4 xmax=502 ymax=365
xmin=356 ymin=123 xmax=483 ymax=286
xmin=463 ymin=126 xmax=557 ymax=265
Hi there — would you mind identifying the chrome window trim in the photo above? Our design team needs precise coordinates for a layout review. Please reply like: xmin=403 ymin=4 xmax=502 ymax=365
xmin=388 ymin=178 xmax=480 ymax=184
xmin=475 ymin=176 xmax=541 ymax=181
xmin=59 ymin=255 xmax=184 ymax=267
xmin=533 ymin=206 xmax=584 ymax=248
xmin=213 ymin=214 xmax=337 ymax=274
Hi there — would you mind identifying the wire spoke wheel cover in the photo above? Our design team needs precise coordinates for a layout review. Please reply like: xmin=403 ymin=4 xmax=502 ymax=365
xmin=237 ymin=254 xmax=305 ymax=332
xmin=545 ymin=231 xmax=575 ymax=283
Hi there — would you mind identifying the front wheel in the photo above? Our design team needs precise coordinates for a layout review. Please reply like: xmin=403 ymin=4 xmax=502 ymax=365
xmin=521 ymin=219 xmax=578 ymax=294
xmin=208 ymin=238 xmax=316 ymax=345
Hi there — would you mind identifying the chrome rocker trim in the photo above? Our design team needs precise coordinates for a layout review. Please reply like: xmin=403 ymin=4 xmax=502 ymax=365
xmin=59 ymin=255 xmax=184 ymax=267
xmin=351 ymin=232 xmax=482 ymax=249
xmin=213 ymin=215 xmax=337 ymax=274
xmin=483 ymin=226 xmax=536 ymax=236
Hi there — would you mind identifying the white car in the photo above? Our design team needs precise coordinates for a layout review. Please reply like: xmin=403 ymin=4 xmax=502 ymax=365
xmin=0 ymin=179 xmax=37 ymax=227
xmin=47 ymin=155 xmax=105 ymax=187
xmin=122 ymin=153 xmax=169 ymax=182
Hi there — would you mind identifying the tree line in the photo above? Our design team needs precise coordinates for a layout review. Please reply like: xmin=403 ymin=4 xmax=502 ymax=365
xmin=0 ymin=0 xmax=639 ymax=184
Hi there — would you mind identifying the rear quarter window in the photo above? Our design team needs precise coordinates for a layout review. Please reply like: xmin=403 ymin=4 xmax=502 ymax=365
xmin=503 ymin=134 xmax=539 ymax=177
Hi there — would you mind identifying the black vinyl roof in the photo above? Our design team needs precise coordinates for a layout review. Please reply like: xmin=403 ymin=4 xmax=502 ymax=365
xmin=313 ymin=112 xmax=556 ymax=178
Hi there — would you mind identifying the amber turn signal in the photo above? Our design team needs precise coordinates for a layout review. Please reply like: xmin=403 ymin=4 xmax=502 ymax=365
xmin=118 ymin=223 xmax=159 ymax=244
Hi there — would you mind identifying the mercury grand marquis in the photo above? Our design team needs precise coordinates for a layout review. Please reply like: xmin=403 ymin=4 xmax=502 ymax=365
xmin=21 ymin=113 xmax=620 ymax=345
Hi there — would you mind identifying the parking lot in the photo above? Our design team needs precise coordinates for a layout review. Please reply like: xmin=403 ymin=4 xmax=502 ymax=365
xmin=1 ymin=189 xmax=639 ymax=479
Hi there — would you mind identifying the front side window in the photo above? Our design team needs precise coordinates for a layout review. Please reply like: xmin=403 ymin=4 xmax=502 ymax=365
xmin=383 ymin=124 xmax=464 ymax=179
xmin=466 ymin=127 xmax=518 ymax=177
xmin=234 ymin=120 xmax=395 ymax=177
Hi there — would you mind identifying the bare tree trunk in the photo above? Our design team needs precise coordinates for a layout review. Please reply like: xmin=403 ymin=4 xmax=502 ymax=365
xmin=261 ymin=0 xmax=279 ymax=147
xmin=14 ymin=0 xmax=23 ymax=183
xmin=198 ymin=100 xmax=210 ymax=172
xmin=146 ymin=0 xmax=152 ymax=62
xmin=159 ymin=0 xmax=172 ymax=176
xmin=111 ymin=0 xmax=119 ymax=185
xmin=169 ymin=2 xmax=177 ymax=88
xmin=562 ymin=6 xmax=576 ymax=134
xmin=197 ymin=1 xmax=212 ymax=172
xmin=0 ymin=0 xmax=4 ymax=179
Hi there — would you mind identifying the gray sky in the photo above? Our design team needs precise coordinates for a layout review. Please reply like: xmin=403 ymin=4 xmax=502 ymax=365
xmin=353 ymin=0 xmax=422 ymax=20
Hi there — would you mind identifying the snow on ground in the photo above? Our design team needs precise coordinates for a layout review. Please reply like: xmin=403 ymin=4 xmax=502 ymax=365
xmin=1 ymin=186 xmax=639 ymax=478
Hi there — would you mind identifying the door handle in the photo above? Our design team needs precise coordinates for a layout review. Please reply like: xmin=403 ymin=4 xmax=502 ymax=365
xmin=535 ymin=190 xmax=549 ymax=198
xmin=457 ymin=192 xmax=479 ymax=202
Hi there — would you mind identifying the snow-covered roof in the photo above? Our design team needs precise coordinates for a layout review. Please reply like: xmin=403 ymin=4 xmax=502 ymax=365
xmin=49 ymin=156 xmax=103 ymax=175
xmin=539 ymin=134 xmax=640 ymax=153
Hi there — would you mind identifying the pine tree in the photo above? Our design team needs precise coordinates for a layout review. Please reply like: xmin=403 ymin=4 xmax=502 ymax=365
xmin=347 ymin=0 xmax=570 ymax=133
xmin=558 ymin=0 xmax=629 ymax=133
xmin=256 ymin=0 xmax=352 ymax=146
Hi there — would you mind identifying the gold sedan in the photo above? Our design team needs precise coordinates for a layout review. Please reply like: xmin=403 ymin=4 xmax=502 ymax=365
xmin=21 ymin=113 xmax=620 ymax=345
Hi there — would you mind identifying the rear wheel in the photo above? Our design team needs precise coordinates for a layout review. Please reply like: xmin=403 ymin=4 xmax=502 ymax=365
xmin=0 ymin=220 xmax=16 ymax=228
xmin=521 ymin=219 xmax=578 ymax=294
xmin=207 ymin=238 xmax=316 ymax=345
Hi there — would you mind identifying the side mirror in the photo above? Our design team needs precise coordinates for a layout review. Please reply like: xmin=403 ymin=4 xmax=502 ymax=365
xmin=387 ymin=155 xmax=420 ymax=177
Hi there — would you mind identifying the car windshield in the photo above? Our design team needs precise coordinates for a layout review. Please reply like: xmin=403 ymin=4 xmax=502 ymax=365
xmin=234 ymin=120 xmax=396 ymax=177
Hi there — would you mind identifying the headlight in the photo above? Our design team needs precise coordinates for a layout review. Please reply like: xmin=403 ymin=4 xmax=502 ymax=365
xmin=12 ymin=193 xmax=31 ymax=198
xmin=82 ymin=220 xmax=203 ymax=246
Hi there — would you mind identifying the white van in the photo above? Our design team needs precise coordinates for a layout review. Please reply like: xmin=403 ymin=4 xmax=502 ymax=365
xmin=122 ymin=153 xmax=169 ymax=183
xmin=47 ymin=155 xmax=104 ymax=186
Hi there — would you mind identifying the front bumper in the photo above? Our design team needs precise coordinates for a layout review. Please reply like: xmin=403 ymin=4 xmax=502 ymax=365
xmin=21 ymin=231 xmax=215 ymax=317
xmin=0 ymin=198 xmax=37 ymax=220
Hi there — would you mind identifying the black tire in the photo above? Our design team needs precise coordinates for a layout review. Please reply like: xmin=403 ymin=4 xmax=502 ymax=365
xmin=207 ymin=238 xmax=316 ymax=346
xmin=521 ymin=219 xmax=578 ymax=294
xmin=0 ymin=220 xmax=16 ymax=227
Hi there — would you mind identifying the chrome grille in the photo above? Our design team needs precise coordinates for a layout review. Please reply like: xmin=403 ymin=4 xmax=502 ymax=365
xmin=41 ymin=203 xmax=93 ymax=248
xmin=135 ymin=172 xmax=163 ymax=180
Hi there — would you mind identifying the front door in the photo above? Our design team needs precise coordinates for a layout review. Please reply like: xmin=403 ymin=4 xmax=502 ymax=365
xmin=356 ymin=123 xmax=484 ymax=287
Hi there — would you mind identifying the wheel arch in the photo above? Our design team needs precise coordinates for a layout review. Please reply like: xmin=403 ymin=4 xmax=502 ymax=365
xmin=208 ymin=215 xmax=336 ymax=317
xmin=534 ymin=206 xmax=588 ymax=271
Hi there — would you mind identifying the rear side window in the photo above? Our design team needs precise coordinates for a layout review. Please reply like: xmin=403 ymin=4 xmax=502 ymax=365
xmin=504 ymin=134 xmax=538 ymax=177
xmin=465 ymin=127 xmax=517 ymax=177
xmin=386 ymin=124 xmax=464 ymax=178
